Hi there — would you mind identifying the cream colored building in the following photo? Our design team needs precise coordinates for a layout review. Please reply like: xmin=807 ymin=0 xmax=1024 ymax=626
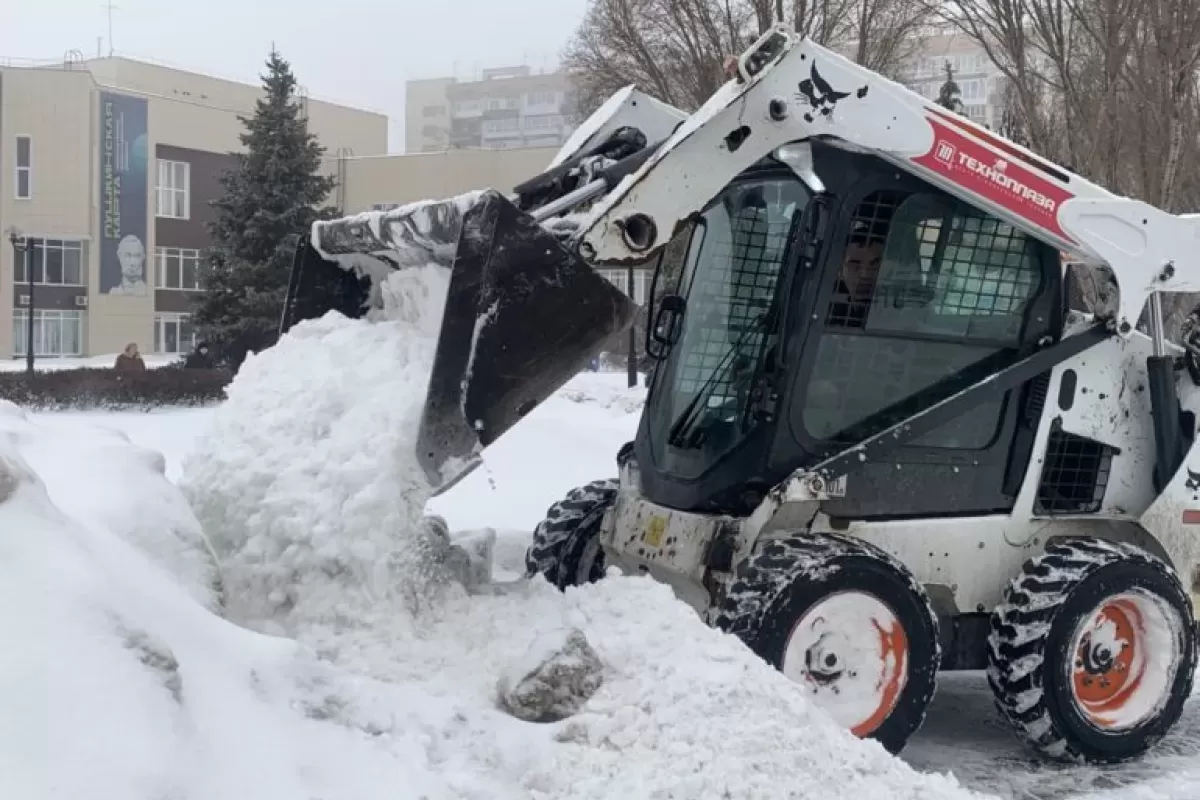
xmin=0 ymin=55 xmax=387 ymax=361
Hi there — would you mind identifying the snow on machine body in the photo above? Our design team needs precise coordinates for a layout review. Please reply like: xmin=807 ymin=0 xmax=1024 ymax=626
xmin=283 ymin=28 xmax=1200 ymax=762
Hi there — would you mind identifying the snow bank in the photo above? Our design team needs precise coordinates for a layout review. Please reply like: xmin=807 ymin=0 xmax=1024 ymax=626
xmin=0 ymin=400 xmax=219 ymax=608
xmin=318 ymin=574 xmax=985 ymax=800
xmin=0 ymin=403 xmax=543 ymax=800
xmin=180 ymin=264 xmax=459 ymax=633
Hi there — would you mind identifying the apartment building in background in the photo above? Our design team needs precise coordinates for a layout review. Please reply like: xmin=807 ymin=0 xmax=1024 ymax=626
xmin=898 ymin=29 xmax=1008 ymax=130
xmin=404 ymin=65 xmax=581 ymax=153
xmin=0 ymin=53 xmax=389 ymax=361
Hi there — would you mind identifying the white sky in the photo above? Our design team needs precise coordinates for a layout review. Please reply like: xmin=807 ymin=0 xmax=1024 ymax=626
xmin=2 ymin=0 xmax=591 ymax=152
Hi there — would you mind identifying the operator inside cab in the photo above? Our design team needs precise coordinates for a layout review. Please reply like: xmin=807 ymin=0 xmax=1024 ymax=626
xmin=827 ymin=227 xmax=885 ymax=328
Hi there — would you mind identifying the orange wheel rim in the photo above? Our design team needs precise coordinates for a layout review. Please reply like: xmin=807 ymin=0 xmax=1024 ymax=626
xmin=1068 ymin=591 xmax=1180 ymax=731
xmin=851 ymin=618 xmax=908 ymax=736
xmin=781 ymin=591 xmax=910 ymax=737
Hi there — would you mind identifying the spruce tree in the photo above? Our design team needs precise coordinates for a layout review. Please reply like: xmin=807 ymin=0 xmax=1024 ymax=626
xmin=194 ymin=48 xmax=337 ymax=370
xmin=936 ymin=62 xmax=964 ymax=115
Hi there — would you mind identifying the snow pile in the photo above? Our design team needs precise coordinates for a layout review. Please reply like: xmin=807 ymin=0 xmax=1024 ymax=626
xmin=0 ymin=400 xmax=219 ymax=609
xmin=0 ymin=405 xmax=538 ymax=799
xmin=179 ymin=264 xmax=460 ymax=633
xmin=320 ymin=574 xmax=985 ymax=800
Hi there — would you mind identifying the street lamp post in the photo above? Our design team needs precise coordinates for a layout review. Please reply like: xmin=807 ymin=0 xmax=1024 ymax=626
xmin=626 ymin=263 xmax=637 ymax=389
xmin=7 ymin=231 xmax=33 ymax=375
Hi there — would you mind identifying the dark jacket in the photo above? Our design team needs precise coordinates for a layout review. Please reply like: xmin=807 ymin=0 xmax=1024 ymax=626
xmin=184 ymin=345 xmax=215 ymax=369
xmin=114 ymin=353 xmax=146 ymax=372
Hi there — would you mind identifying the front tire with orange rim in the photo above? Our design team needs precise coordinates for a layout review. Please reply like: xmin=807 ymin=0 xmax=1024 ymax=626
xmin=714 ymin=533 xmax=941 ymax=754
xmin=988 ymin=537 xmax=1197 ymax=763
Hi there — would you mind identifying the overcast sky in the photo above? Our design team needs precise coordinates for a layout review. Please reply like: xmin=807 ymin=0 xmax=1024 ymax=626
xmin=3 ymin=0 xmax=591 ymax=152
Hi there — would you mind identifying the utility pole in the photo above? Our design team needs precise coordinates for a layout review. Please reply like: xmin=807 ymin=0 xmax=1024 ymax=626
xmin=626 ymin=264 xmax=637 ymax=388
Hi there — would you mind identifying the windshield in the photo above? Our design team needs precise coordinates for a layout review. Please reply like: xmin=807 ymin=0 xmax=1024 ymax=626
xmin=648 ymin=175 xmax=808 ymax=479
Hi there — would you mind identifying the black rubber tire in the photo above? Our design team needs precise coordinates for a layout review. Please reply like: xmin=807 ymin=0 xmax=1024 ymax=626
xmin=524 ymin=479 xmax=618 ymax=590
xmin=987 ymin=537 xmax=1197 ymax=764
xmin=713 ymin=533 xmax=941 ymax=755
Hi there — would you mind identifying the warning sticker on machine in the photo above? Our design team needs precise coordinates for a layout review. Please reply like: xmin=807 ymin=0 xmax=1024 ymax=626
xmin=912 ymin=115 xmax=1075 ymax=242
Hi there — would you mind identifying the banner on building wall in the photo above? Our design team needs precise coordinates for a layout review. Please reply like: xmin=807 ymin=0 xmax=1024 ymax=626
xmin=98 ymin=91 xmax=149 ymax=296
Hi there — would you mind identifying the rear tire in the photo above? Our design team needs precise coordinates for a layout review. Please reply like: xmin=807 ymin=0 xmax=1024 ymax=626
xmin=714 ymin=533 xmax=941 ymax=754
xmin=524 ymin=479 xmax=618 ymax=589
xmin=987 ymin=537 xmax=1197 ymax=763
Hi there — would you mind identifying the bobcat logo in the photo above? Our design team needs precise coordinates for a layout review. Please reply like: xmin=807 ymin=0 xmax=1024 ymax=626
xmin=797 ymin=63 xmax=869 ymax=124
xmin=1186 ymin=466 xmax=1200 ymax=492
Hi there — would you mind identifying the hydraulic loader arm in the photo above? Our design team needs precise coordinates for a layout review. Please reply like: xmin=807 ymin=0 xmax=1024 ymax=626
xmin=574 ymin=26 xmax=1200 ymax=337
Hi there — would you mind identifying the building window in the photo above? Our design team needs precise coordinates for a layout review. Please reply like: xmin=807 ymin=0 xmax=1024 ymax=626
xmin=13 ymin=238 xmax=86 ymax=286
xmin=15 ymin=135 xmax=32 ymax=199
xmin=483 ymin=117 xmax=521 ymax=134
xmin=155 ymin=246 xmax=202 ymax=290
xmin=524 ymin=114 xmax=562 ymax=131
xmin=597 ymin=268 xmax=651 ymax=305
xmin=154 ymin=313 xmax=196 ymax=355
xmin=155 ymin=159 xmax=190 ymax=219
xmin=12 ymin=310 xmax=85 ymax=358
xmin=961 ymin=78 xmax=985 ymax=101
xmin=422 ymin=104 xmax=446 ymax=118
xmin=525 ymin=91 xmax=558 ymax=107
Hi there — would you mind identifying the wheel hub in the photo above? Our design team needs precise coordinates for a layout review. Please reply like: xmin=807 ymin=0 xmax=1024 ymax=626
xmin=1068 ymin=591 xmax=1179 ymax=731
xmin=782 ymin=591 xmax=908 ymax=736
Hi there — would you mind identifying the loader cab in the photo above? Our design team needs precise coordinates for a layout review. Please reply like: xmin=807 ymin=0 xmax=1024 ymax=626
xmin=636 ymin=141 xmax=1063 ymax=518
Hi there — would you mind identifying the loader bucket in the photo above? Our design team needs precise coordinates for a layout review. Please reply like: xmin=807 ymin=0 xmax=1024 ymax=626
xmin=282 ymin=190 xmax=638 ymax=493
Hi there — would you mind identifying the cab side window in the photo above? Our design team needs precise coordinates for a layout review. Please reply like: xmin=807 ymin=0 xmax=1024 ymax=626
xmin=801 ymin=190 xmax=1047 ymax=449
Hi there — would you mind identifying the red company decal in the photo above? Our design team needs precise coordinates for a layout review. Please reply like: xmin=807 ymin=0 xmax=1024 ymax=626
xmin=912 ymin=116 xmax=1074 ymax=242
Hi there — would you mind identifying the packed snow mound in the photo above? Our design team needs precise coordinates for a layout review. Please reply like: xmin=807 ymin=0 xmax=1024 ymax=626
xmin=0 ymin=410 xmax=544 ymax=800
xmin=0 ymin=400 xmax=219 ymax=608
xmin=293 ymin=573 xmax=984 ymax=800
xmin=180 ymin=264 xmax=461 ymax=633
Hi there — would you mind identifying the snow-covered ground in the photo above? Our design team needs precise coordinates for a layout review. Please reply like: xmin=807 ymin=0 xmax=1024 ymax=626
xmin=17 ymin=369 xmax=1200 ymax=799
xmin=7 ymin=298 xmax=1200 ymax=798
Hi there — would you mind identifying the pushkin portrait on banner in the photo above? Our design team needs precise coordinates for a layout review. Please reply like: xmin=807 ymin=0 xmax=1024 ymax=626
xmin=99 ymin=91 xmax=149 ymax=297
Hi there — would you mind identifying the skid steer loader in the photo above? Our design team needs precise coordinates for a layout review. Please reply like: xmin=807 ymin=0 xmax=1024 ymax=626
xmin=282 ymin=26 xmax=1200 ymax=764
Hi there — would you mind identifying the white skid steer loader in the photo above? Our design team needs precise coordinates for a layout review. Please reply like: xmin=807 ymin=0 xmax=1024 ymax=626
xmin=282 ymin=27 xmax=1200 ymax=763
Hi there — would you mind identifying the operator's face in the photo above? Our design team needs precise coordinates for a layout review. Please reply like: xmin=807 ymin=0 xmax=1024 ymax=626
xmin=841 ymin=241 xmax=883 ymax=300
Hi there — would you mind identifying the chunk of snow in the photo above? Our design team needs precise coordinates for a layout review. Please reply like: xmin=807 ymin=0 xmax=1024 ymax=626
xmin=497 ymin=627 xmax=605 ymax=723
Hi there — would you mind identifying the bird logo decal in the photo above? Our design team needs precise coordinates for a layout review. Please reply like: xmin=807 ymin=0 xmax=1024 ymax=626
xmin=1186 ymin=466 xmax=1200 ymax=492
xmin=797 ymin=63 xmax=869 ymax=124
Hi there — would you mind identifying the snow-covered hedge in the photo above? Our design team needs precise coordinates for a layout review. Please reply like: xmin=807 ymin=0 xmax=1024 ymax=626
xmin=0 ymin=367 xmax=230 ymax=411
